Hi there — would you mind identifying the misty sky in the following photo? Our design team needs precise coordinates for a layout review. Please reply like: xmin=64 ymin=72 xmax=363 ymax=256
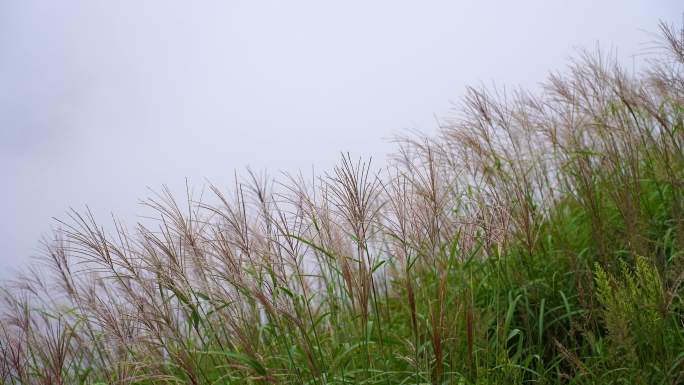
xmin=0 ymin=1 xmax=681 ymax=275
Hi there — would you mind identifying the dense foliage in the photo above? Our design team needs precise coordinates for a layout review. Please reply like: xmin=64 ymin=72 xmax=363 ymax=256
xmin=2 ymin=22 xmax=684 ymax=385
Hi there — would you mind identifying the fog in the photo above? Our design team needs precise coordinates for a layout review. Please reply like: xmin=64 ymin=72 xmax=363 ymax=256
xmin=0 ymin=1 xmax=680 ymax=275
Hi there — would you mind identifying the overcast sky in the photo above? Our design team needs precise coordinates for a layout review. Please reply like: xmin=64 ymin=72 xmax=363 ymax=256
xmin=0 ymin=1 xmax=681 ymax=275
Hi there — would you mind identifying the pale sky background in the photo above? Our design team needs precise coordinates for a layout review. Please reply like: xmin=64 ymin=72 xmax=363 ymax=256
xmin=0 ymin=1 xmax=681 ymax=276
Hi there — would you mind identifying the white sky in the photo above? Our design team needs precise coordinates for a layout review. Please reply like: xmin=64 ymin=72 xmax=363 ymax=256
xmin=0 ymin=1 xmax=681 ymax=275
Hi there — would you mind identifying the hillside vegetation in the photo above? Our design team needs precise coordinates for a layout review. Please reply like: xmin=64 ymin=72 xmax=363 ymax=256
xmin=2 ymin=22 xmax=684 ymax=385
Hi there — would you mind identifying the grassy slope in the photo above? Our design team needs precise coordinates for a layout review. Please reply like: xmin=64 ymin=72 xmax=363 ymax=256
xmin=2 ymin=22 xmax=684 ymax=385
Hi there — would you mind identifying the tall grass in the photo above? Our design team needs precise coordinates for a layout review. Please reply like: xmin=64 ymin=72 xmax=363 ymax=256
xmin=2 ymin=21 xmax=684 ymax=385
